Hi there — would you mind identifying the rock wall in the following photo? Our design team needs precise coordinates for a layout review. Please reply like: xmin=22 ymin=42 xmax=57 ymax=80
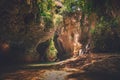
xmin=0 ymin=0 xmax=55 ymax=63
xmin=54 ymin=12 xmax=82 ymax=60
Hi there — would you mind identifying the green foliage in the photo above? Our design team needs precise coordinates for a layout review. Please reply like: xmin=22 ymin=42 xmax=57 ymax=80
xmin=37 ymin=0 xmax=54 ymax=17
xmin=62 ymin=0 xmax=86 ymax=13
xmin=47 ymin=38 xmax=57 ymax=61
xmin=37 ymin=0 xmax=63 ymax=28
xmin=92 ymin=17 xmax=120 ymax=52
xmin=53 ymin=14 xmax=63 ymax=26
xmin=37 ymin=0 xmax=55 ymax=28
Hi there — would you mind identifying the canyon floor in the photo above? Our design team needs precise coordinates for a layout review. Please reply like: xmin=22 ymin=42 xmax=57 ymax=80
xmin=0 ymin=53 xmax=120 ymax=80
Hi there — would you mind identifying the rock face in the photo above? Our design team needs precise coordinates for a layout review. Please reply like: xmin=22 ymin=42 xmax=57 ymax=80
xmin=0 ymin=0 xmax=55 ymax=63
xmin=0 ymin=0 xmax=83 ymax=62
xmin=0 ymin=0 xmax=91 ymax=63
xmin=54 ymin=12 xmax=82 ymax=60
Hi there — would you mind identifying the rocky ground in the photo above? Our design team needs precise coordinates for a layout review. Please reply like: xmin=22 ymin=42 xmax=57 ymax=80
xmin=0 ymin=53 xmax=120 ymax=80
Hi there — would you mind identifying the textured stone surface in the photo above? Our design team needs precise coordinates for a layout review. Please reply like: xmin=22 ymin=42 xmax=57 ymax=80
xmin=0 ymin=0 xmax=54 ymax=62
